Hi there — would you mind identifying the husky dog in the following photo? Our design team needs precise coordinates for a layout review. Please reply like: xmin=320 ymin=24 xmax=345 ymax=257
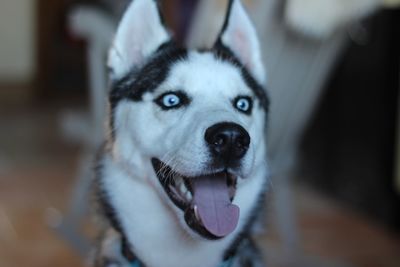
xmin=94 ymin=0 xmax=269 ymax=266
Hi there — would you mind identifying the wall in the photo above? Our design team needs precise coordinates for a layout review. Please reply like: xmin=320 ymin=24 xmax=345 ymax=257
xmin=0 ymin=0 xmax=36 ymax=83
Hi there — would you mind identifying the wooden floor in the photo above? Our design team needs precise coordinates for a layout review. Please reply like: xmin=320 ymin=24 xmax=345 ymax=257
xmin=0 ymin=104 xmax=399 ymax=267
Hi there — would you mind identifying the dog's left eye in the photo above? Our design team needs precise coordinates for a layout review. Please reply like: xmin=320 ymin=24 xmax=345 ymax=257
xmin=234 ymin=96 xmax=253 ymax=114
xmin=155 ymin=91 xmax=190 ymax=110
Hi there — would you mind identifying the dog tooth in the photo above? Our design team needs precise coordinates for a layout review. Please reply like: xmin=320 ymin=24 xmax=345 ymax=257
xmin=194 ymin=205 xmax=200 ymax=221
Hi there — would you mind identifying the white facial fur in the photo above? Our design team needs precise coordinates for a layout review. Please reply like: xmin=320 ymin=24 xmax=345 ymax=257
xmin=112 ymin=51 xmax=266 ymax=179
xmin=106 ymin=51 xmax=268 ymax=266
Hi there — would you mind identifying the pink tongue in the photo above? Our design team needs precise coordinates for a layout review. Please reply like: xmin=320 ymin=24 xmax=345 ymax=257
xmin=192 ymin=173 xmax=240 ymax=237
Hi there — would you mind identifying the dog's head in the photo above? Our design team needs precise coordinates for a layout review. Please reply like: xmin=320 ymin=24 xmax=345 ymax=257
xmin=107 ymin=0 xmax=269 ymax=240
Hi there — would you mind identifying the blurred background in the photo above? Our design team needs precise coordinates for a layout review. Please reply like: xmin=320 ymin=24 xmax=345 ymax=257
xmin=0 ymin=0 xmax=399 ymax=267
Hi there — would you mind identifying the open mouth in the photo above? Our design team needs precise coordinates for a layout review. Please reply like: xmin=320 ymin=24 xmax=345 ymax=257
xmin=151 ymin=158 xmax=240 ymax=239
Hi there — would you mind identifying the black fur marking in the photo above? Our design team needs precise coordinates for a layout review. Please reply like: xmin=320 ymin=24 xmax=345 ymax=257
xmin=94 ymin=156 xmax=124 ymax=235
xmin=109 ymin=41 xmax=188 ymax=135
xmin=220 ymin=0 xmax=235 ymax=37
xmin=93 ymin=150 xmax=140 ymax=266
xmin=213 ymin=42 xmax=270 ymax=112
xmin=94 ymin=146 xmax=137 ymax=260
xmin=110 ymin=42 xmax=187 ymax=103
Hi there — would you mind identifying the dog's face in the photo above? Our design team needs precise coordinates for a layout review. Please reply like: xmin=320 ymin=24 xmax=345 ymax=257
xmin=108 ymin=0 xmax=268 ymax=240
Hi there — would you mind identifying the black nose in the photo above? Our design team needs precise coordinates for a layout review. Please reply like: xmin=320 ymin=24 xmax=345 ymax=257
xmin=205 ymin=122 xmax=250 ymax=164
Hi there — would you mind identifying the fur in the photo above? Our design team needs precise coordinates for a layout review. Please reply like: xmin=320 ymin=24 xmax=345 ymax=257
xmin=93 ymin=1 xmax=269 ymax=266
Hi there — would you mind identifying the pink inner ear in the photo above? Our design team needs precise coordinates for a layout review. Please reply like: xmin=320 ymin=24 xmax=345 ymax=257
xmin=233 ymin=29 xmax=251 ymax=68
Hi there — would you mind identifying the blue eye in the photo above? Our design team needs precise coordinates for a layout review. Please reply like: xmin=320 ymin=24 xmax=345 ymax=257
xmin=234 ymin=96 xmax=252 ymax=114
xmin=162 ymin=94 xmax=181 ymax=107
xmin=155 ymin=91 xmax=190 ymax=110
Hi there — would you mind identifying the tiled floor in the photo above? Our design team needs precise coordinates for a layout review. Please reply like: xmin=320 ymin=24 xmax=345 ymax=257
xmin=0 ymin=104 xmax=399 ymax=267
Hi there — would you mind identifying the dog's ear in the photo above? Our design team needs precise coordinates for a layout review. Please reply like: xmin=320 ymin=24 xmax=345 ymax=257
xmin=108 ymin=0 xmax=170 ymax=80
xmin=215 ymin=0 xmax=266 ymax=85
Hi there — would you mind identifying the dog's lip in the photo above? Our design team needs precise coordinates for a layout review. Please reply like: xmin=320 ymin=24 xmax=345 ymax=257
xmin=151 ymin=158 xmax=192 ymax=210
xmin=151 ymin=158 xmax=238 ymax=239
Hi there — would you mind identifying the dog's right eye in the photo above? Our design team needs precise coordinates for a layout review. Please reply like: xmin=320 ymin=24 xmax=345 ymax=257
xmin=155 ymin=91 xmax=190 ymax=110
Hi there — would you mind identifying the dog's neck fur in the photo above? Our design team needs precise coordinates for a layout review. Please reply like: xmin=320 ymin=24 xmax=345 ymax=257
xmin=99 ymin=151 xmax=266 ymax=267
